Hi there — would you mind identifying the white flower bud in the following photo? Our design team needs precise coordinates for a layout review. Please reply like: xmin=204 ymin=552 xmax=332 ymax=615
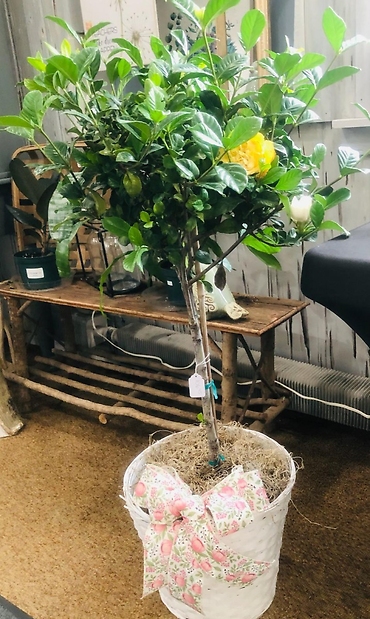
xmin=290 ymin=195 xmax=313 ymax=224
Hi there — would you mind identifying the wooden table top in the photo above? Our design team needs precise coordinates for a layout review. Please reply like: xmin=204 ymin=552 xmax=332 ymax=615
xmin=0 ymin=277 xmax=308 ymax=337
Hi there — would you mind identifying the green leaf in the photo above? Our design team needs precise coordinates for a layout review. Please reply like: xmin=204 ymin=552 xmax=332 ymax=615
xmin=103 ymin=216 xmax=130 ymax=238
xmin=60 ymin=38 xmax=72 ymax=57
xmin=55 ymin=239 xmax=71 ymax=277
xmin=337 ymin=146 xmax=360 ymax=174
xmin=260 ymin=166 xmax=287 ymax=185
xmin=216 ymin=218 xmax=240 ymax=233
xmin=35 ymin=181 xmax=59 ymax=223
xmin=322 ymin=7 xmax=346 ymax=53
xmin=9 ymin=158 xmax=50 ymax=206
xmin=46 ymin=16 xmax=82 ymax=43
xmin=276 ymin=169 xmax=302 ymax=191
xmin=243 ymin=235 xmax=281 ymax=255
xmin=247 ymin=246 xmax=282 ymax=269
xmin=310 ymin=201 xmax=325 ymax=228
xmin=27 ymin=56 xmax=46 ymax=72
xmin=106 ymin=58 xmax=119 ymax=83
xmin=116 ymin=150 xmax=136 ymax=163
xmin=174 ymin=158 xmax=200 ymax=180
xmin=169 ymin=0 xmax=202 ymax=29
xmin=296 ymin=109 xmax=320 ymax=125
xmin=287 ymin=53 xmax=326 ymax=80
xmin=274 ymin=52 xmax=301 ymax=77
xmin=150 ymin=36 xmax=171 ymax=61
xmin=128 ymin=226 xmax=143 ymax=246
xmin=43 ymin=142 xmax=70 ymax=165
xmin=140 ymin=211 xmax=151 ymax=223
xmin=169 ymin=29 xmax=189 ymax=55
xmin=311 ymin=143 xmax=327 ymax=167
xmin=223 ymin=116 xmax=262 ymax=150
xmin=47 ymin=55 xmax=79 ymax=84
xmin=215 ymin=54 xmax=249 ymax=84
xmin=88 ymin=189 xmax=107 ymax=216
xmin=191 ymin=112 xmax=223 ymax=148
xmin=258 ymin=82 xmax=283 ymax=116
xmin=123 ymin=247 xmax=148 ymax=272
xmin=195 ymin=249 xmax=212 ymax=264
xmin=74 ymin=48 xmax=101 ymax=79
xmin=23 ymin=78 xmax=48 ymax=93
xmin=354 ymin=103 xmax=370 ymax=121
xmin=189 ymin=35 xmax=215 ymax=55
xmin=240 ymin=9 xmax=266 ymax=52
xmin=4 ymin=126 xmax=34 ymax=140
xmin=216 ymin=163 xmax=248 ymax=193
xmin=5 ymin=203 xmax=42 ymax=229
xmin=55 ymin=238 xmax=71 ymax=277
xmin=117 ymin=58 xmax=131 ymax=79
xmin=145 ymin=82 xmax=166 ymax=112
xmin=317 ymin=66 xmax=359 ymax=91
xmin=318 ymin=220 xmax=349 ymax=235
xmin=203 ymin=0 xmax=241 ymax=28
xmin=118 ymin=119 xmax=151 ymax=142
xmin=0 ymin=115 xmax=33 ymax=129
xmin=84 ymin=22 xmax=110 ymax=40
xmin=324 ymin=187 xmax=351 ymax=209
xmin=112 ymin=38 xmax=143 ymax=67
xmin=21 ymin=90 xmax=44 ymax=125
xmin=198 ymin=178 xmax=226 ymax=195
xmin=158 ymin=111 xmax=193 ymax=133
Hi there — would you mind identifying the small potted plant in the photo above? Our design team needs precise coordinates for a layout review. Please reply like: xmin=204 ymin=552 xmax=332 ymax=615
xmin=0 ymin=0 xmax=367 ymax=616
xmin=7 ymin=157 xmax=62 ymax=290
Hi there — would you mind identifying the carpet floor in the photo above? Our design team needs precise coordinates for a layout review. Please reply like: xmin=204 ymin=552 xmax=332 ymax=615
xmin=0 ymin=401 xmax=369 ymax=619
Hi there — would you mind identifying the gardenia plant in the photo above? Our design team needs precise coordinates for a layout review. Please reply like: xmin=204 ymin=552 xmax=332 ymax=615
xmin=0 ymin=0 xmax=367 ymax=463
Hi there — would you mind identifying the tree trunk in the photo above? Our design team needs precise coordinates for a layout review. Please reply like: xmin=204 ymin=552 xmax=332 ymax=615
xmin=176 ymin=263 xmax=221 ymax=465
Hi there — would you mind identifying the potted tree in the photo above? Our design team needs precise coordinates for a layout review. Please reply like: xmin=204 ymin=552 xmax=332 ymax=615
xmin=0 ymin=0 xmax=367 ymax=615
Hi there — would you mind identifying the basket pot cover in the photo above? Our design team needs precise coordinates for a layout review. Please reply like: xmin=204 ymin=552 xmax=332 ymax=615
xmin=123 ymin=429 xmax=295 ymax=619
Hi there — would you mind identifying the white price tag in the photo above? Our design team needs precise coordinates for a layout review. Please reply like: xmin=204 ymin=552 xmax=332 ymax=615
xmin=188 ymin=373 xmax=206 ymax=398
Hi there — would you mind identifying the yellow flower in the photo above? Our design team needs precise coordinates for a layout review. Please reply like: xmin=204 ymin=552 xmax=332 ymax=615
xmin=222 ymin=133 xmax=275 ymax=178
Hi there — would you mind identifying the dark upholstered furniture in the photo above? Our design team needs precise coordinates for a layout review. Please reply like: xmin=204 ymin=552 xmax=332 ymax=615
xmin=301 ymin=222 xmax=370 ymax=347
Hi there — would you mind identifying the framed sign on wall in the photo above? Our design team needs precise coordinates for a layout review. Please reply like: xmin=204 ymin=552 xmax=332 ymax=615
xmin=79 ymin=0 xmax=159 ymax=63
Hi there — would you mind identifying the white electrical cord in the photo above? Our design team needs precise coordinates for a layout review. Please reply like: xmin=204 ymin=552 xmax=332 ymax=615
xmin=275 ymin=380 xmax=370 ymax=419
xmin=89 ymin=311 xmax=370 ymax=419
xmin=91 ymin=310 xmax=196 ymax=371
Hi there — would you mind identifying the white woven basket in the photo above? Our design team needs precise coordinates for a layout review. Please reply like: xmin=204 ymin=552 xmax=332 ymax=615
xmin=123 ymin=428 xmax=296 ymax=619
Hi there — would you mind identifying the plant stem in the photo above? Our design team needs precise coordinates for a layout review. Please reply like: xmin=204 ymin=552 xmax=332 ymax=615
xmin=203 ymin=29 xmax=218 ymax=87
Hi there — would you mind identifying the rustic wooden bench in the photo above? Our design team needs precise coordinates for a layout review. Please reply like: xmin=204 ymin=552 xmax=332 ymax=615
xmin=0 ymin=277 xmax=308 ymax=432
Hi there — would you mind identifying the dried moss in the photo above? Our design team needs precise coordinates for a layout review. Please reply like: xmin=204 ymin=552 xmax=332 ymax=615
xmin=146 ymin=424 xmax=292 ymax=502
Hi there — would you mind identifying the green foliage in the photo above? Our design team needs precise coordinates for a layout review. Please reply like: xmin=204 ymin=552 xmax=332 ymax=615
xmin=7 ymin=158 xmax=59 ymax=254
xmin=0 ymin=0 xmax=366 ymax=278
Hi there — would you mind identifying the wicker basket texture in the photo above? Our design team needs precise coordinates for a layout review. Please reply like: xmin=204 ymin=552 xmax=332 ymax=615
xmin=123 ymin=429 xmax=295 ymax=619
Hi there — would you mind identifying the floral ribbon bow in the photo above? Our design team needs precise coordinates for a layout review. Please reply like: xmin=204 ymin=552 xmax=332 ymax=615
xmin=134 ymin=464 xmax=272 ymax=612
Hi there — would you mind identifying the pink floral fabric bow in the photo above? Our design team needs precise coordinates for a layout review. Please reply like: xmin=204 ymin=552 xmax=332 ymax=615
xmin=134 ymin=464 xmax=272 ymax=612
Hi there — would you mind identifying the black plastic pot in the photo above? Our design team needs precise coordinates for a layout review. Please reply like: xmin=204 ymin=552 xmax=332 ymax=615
xmin=14 ymin=249 xmax=61 ymax=290
xmin=159 ymin=262 xmax=186 ymax=307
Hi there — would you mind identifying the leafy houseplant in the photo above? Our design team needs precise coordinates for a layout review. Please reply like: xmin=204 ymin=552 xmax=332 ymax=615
xmin=0 ymin=0 xmax=367 ymax=614
xmin=0 ymin=0 xmax=366 ymax=457
xmin=7 ymin=157 xmax=62 ymax=289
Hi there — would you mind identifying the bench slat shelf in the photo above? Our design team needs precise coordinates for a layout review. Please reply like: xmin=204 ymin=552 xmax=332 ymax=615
xmin=0 ymin=278 xmax=308 ymax=431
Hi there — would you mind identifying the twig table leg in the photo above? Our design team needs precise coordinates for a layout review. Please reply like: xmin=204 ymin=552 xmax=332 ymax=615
xmin=6 ymin=296 xmax=31 ymax=412
xmin=221 ymin=332 xmax=238 ymax=422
